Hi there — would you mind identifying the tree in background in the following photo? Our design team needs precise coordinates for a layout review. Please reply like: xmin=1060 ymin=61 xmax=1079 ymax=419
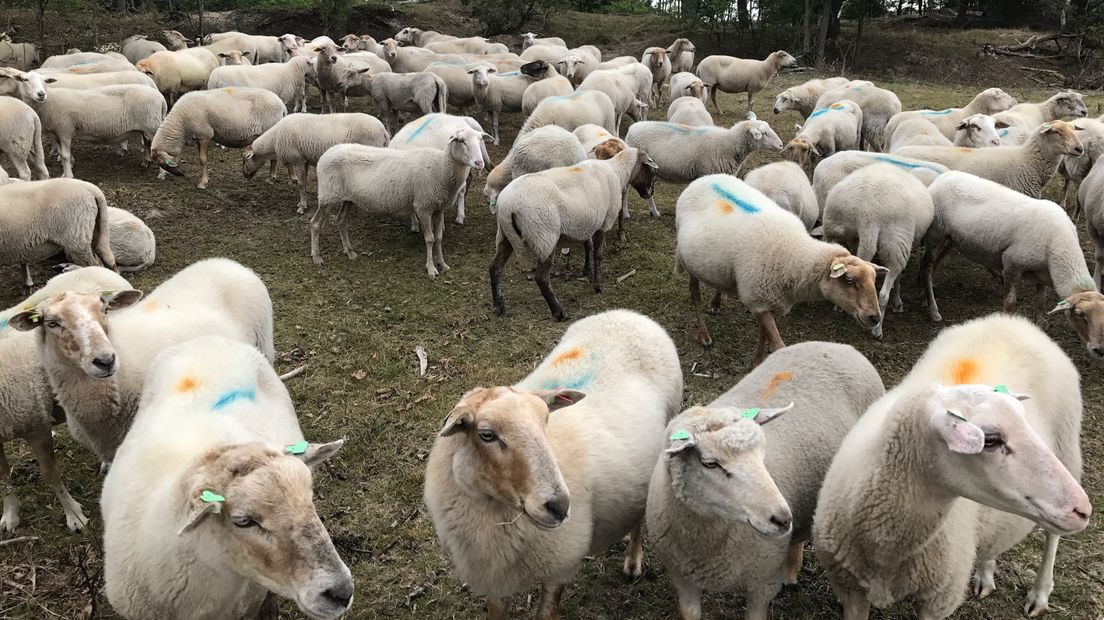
xmin=463 ymin=0 xmax=569 ymax=34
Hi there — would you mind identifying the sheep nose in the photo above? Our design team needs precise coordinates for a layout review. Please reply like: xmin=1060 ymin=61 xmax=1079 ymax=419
xmin=322 ymin=580 xmax=354 ymax=608
xmin=769 ymin=512 xmax=792 ymax=532
xmin=866 ymin=314 xmax=881 ymax=326
xmin=1073 ymin=146 xmax=1085 ymax=156
xmin=92 ymin=353 xmax=116 ymax=372
xmin=1090 ymin=346 xmax=1104 ymax=358
xmin=543 ymin=497 xmax=569 ymax=523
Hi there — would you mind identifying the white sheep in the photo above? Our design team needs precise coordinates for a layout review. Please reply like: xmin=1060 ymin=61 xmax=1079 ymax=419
xmin=40 ymin=51 xmax=134 ymax=73
xmin=425 ymin=309 xmax=683 ymax=619
xmin=490 ymin=148 xmax=656 ymax=320
xmin=243 ymin=112 xmax=389 ymax=213
xmin=993 ymin=90 xmax=1088 ymax=145
xmin=161 ymin=30 xmax=190 ymax=51
xmin=102 ymin=335 xmax=352 ymax=620
xmin=207 ymin=55 xmax=312 ymax=113
xmin=1077 ymin=152 xmax=1104 ymax=291
xmin=814 ymin=314 xmax=1090 ymax=619
xmin=0 ymin=95 xmax=48 ymax=180
xmin=641 ymin=47 xmax=670 ymax=106
xmin=106 ymin=207 xmax=156 ymax=273
xmin=151 ymin=87 xmax=287 ymax=189
xmin=135 ymin=48 xmax=219 ymax=104
xmin=483 ymin=125 xmax=586 ymax=208
xmin=648 ymin=341 xmax=883 ymax=620
xmin=743 ymin=161 xmax=817 ymax=230
xmin=120 ymin=35 xmax=167 ymax=64
xmin=783 ymin=100 xmax=863 ymax=169
xmin=666 ymin=96 xmax=713 ymax=126
xmin=666 ymin=38 xmax=696 ymax=74
xmin=7 ymin=257 xmax=275 ymax=464
xmin=0 ymin=33 xmax=39 ymax=71
xmin=625 ymin=119 xmax=783 ymax=183
xmin=894 ymin=120 xmax=1083 ymax=198
xmin=883 ymin=87 xmax=1017 ymax=142
xmin=696 ymin=50 xmax=796 ymax=114
xmin=521 ymin=73 xmax=573 ymax=115
xmin=814 ymin=80 xmax=902 ymax=151
xmin=378 ymin=39 xmax=455 ymax=74
xmin=887 ymin=114 xmax=1005 ymax=151
xmin=559 ymin=47 xmax=603 ymax=86
xmin=771 ymin=76 xmax=849 ymax=118
xmin=339 ymin=33 xmax=383 ymax=56
xmin=470 ymin=60 xmax=558 ymax=145
xmin=521 ymin=32 xmax=566 ymax=50
xmin=394 ymin=27 xmax=455 ymax=47
xmin=674 ymin=174 xmax=886 ymax=361
xmin=520 ymin=43 xmax=569 ymax=63
xmin=669 ymin=71 xmax=706 ymax=102
xmin=38 ymin=69 xmax=157 ymax=90
xmin=338 ymin=69 xmax=445 ymax=135
xmin=811 ymin=151 xmax=949 ymax=213
xmin=578 ymin=68 xmax=649 ymax=134
xmin=426 ymin=60 xmax=492 ymax=115
xmin=426 ymin=36 xmax=492 ymax=55
xmin=314 ymin=43 xmax=392 ymax=113
xmin=821 ymin=164 xmax=935 ymax=338
xmin=202 ymin=32 xmax=286 ymax=63
xmin=0 ymin=267 xmax=130 ymax=533
xmin=1058 ymin=117 xmax=1104 ymax=220
xmin=519 ymin=89 xmax=617 ymax=136
xmin=311 ymin=126 xmax=488 ymax=277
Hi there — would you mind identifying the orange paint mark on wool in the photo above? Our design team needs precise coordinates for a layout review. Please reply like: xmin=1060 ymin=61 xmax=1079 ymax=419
xmin=551 ymin=347 xmax=583 ymax=366
xmin=142 ymin=300 xmax=158 ymax=312
xmin=761 ymin=371 xmax=794 ymax=399
xmin=948 ymin=358 xmax=980 ymax=385
xmin=716 ymin=201 xmax=734 ymax=215
xmin=568 ymin=166 xmax=583 ymax=173
xmin=176 ymin=376 xmax=199 ymax=393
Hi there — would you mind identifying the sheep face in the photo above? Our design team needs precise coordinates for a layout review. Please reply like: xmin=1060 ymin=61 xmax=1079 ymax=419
xmin=438 ymin=386 xmax=583 ymax=529
xmin=663 ymin=405 xmax=794 ymax=537
xmin=178 ymin=442 xmax=354 ymax=619
xmin=921 ymin=384 xmax=1091 ymax=534
xmin=520 ymin=59 xmax=554 ymax=78
xmin=784 ymin=136 xmax=819 ymax=168
xmin=771 ymin=50 xmax=797 ymax=69
xmin=6 ymin=70 xmax=54 ymax=103
xmin=447 ymin=127 xmax=490 ymax=171
xmin=626 ymin=148 xmax=659 ymax=203
xmin=554 ymin=54 xmax=583 ymax=80
xmin=382 ymin=39 xmax=400 ymax=64
xmin=467 ymin=65 xmax=495 ymax=88
xmin=743 ymin=120 xmax=784 ymax=152
xmin=1039 ymin=121 xmax=1084 ymax=158
xmin=162 ymin=30 xmax=189 ymax=50
xmin=317 ymin=43 xmax=339 ymax=66
xmin=278 ymin=33 xmax=299 ymax=52
xmin=339 ymin=34 xmax=360 ymax=51
xmin=1053 ymin=290 xmax=1104 ymax=360
xmin=521 ymin=32 xmax=537 ymax=49
xmin=9 ymin=290 xmax=144 ymax=378
xmin=591 ymin=138 xmax=625 ymax=160
xmin=394 ymin=27 xmax=419 ymax=45
xmin=818 ymin=255 xmax=886 ymax=331
xmin=979 ymin=87 xmax=1017 ymax=113
xmin=337 ymin=67 xmax=369 ymax=92
xmin=241 ymin=146 xmax=266 ymax=179
xmin=217 ymin=50 xmax=251 ymax=65
xmin=1054 ymin=90 xmax=1088 ymax=119
xmin=647 ymin=47 xmax=665 ymax=68
xmin=956 ymin=114 xmax=1004 ymax=147
xmin=772 ymin=91 xmax=794 ymax=115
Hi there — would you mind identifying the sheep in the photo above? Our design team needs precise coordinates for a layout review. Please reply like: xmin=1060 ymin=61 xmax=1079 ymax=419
xmin=40 ymin=51 xmax=134 ymax=73
xmin=338 ymin=69 xmax=446 ymax=135
xmin=783 ymin=100 xmax=863 ymax=170
xmin=572 ymin=123 xmax=621 ymax=155
xmin=207 ymin=55 xmax=312 ymax=113
xmin=888 ymin=114 xmax=1005 ymax=151
xmin=426 ymin=37 xmax=492 ymax=55
xmin=151 ymin=87 xmax=287 ymax=190
xmin=520 ymin=43 xmax=570 ymax=63
xmin=578 ymin=68 xmax=649 ymax=134
xmin=313 ymin=43 xmax=381 ymax=113
xmin=813 ymin=314 xmax=1091 ymax=620
xmin=743 ymin=161 xmax=817 ymax=230
xmin=1058 ymin=117 xmax=1104 ymax=220
xmin=38 ymin=70 xmax=157 ymax=90
xmin=490 ymin=148 xmax=656 ymax=319
xmin=894 ymin=120 xmax=1083 ymax=198
xmin=666 ymin=37 xmax=696 ymax=74
xmin=613 ymin=61 xmax=654 ymax=112
xmin=379 ymin=39 xmax=453 ymax=74
xmin=0 ymin=267 xmax=130 ymax=533
xmin=202 ymin=32 xmax=286 ymax=64
xmin=771 ymin=76 xmax=849 ymax=119
xmin=666 ymin=96 xmax=713 ymax=126
xmin=311 ymin=126 xmax=488 ymax=277
xmin=674 ymin=174 xmax=886 ymax=361
xmin=121 ymin=35 xmax=167 ymax=64
xmin=921 ymin=171 xmax=1103 ymax=331
xmin=814 ymin=80 xmax=902 ymax=151
xmin=161 ymin=29 xmax=190 ymax=50
xmin=625 ymin=119 xmax=784 ymax=184
xmin=426 ymin=60 xmax=494 ymax=115
xmin=242 ymin=112 xmax=389 ymax=214
xmin=135 ymin=48 xmax=219 ymax=103
xmin=7 ymin=258 xmax=275 ymax=464
xmin=648 ymin=341 xmax=883 ymax=620
xmin=519 ymin=89 xmax=618 ymax=137
xmin=696 ymin=50 xmax=796 ymax=115
xmin=561 ymin=47 xmax=603 ymax=86
xmin=884 ymin=87 xmax=1018 ymax=142
xmin=470 ymin=60 xmax=558 ymax=145
xmin=101 ymin=336 xmax=352 ymax=620
xmin=821 ymin=164 xmax=935 ymax=338
xmin=597 ymin=55 xmax=637 ymax=70
xmin=425 ymin=309 xmax=683 ymax=620
xmin=214 ymin=49 xmax=251 ymax=66
xmin=521 ymin=74 xmax=573 ymax=115
xmin=579 ymin=133 xmax=660 ymax=222
xmin=0 ymin=95 xmax=48 ymax=180
xmin=395 ymin=27 xmax=455 ymax=47
xmin=993 ymin=90 xmax=1088 ymax=145
xmin=641 ymin=47 xmax=670 ymax=106
xmin=521 ymin=32 xmax=566 ymax=50
xmin=811 ymin=151 xmax=949 ymax=213
xmin=0 ymin=33 xmax=39 ymax=71
xmin=483 ymin=125 xmax=586 ymax=208
xmin=1077 ymin=151 xmax=1104 ymax=294
xmin=339 ymin=33 xmax=382 ymax=56
xmin=669 ymin=71 xmax=706 ymax=102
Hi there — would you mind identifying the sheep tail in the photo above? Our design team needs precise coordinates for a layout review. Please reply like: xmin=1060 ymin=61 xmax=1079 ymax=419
xmin=31 ymin=114 xmax=47 ymax=179
xmin=674 ymin=252 xmax=685 ymax=275
xmin=91 ymin=189 xmax=116 ymax=271
xmin=434 ymin=78 xmax=447 ymax=113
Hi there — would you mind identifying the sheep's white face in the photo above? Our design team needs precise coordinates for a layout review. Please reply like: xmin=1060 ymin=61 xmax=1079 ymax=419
xmin=922 ymin=384 xmax=1091 ymax=535
xmin=956 ymin=114 xmax=1004 ymax=147
xmin=382 ymin=39 xmax=400 ymax=63
xmin=394 ymin=27 xmax=418 ymax=45
xmin=317 ymin=43 xmax=339 ymax=65
xmin=817 ymin=254 xmax=886 ymax=331
xmin=555 ymin=54 xmax=583 ymax=79
xmin=11 ymin=71 xmax=54 ymax=103
xmin=217 ymin=50 xmax=250 ymax=65
xmin=743 ymin=120 xmax=784 ymax=151
xmin=521 ymin=32 xmax=537 ymax=47
xmin=773 ymin=91 xmax=794 ymax=114
xmin=467 ymin=65 xmax=495 ymax=88
xmin=448 ymin=127 xmax=489 ymax=171
xmin=773 ymin=50 xmax=797 ymax=68
xmin=1053 ymin=290 xmax=1104 ymax=360
xmin=438 ymin=387 xmax=584 ymax=529
xmin=337 ymin=67 xmax=369 ymax=91
xmin=1056 ymin=91 xmax=1088 ymax=119
xmin=279 ymin=33 xmax=299 ymax=51
xmin=663 ymin=405 xmax=794 ymax=537
xmin=339 ymin=34 xmax=359 ymax=51
xmin=1038 ymin=120 xmax=1084 ymax=157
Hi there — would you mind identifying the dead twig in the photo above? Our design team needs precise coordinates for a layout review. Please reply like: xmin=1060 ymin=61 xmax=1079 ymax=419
xmin=278 ymin=365 xmax=306 ymax=381
xmin=0 ymin=536 xmax=39 ymax=547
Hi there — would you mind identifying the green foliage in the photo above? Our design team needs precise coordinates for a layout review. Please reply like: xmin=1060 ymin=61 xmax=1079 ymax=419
xmin=462 ymin=0 xmax=570 ymax=34
xmin=572 ymin=0 xmax=654 ymax=14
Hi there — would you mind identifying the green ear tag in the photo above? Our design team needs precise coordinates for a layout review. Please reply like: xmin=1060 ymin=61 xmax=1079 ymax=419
xmin=286 ymin=440 xmax=308 ymax=455
xmin=669 ymin=429 xmax=691 ymax=441
xmin=946 ymin=409 xmax=967 ymax=421
xmin=200 ymin=490 xmax=225 ymax=503
xmin=29 ymin=314 xmax=39 ymax=323
xmin=740 ymin=408 xmax=760 ymax=420
xmin=993 ymin=385 xmax=1010 ymax=395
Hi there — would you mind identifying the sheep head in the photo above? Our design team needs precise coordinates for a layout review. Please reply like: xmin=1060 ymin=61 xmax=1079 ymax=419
xmin=740 ymin=120 xmax=783 ymax=152
xmin=555 ymin=53 xmax=583 ymax=79
xmin=783 ymin=136 xmax=819 ymax=168
xmin=241 ymin=145 xmax=267 ymax=179
xmin=1038 ymin=120 xmax=1083 ymax=158
xmin=177 ymin=441 xmax=354 ymax=619
xmin=1051 ymin=290 xmax=1104 ymax=361
xmin=978 ymin=87 xmax=1017 ymax=113
xmin=520 ymin=59 xmax=554 ymax=78
xmin=770 ymin=50 xmax=797 ymax=70
xmin=1053 ymin=90 xmax=1088 ymax=119
xmin=662 ymin=404 xmax=794 ymax=536
xmin=317 ymin=43 xmax=339 ymax=66
xmin=339 ymin=34 xmax=360 ymax=51
xmin=447 ymin=127 xmax=491 ymax=171
xmin=955 ymin=114 xmax=1003 ymax=147
xmin=381 ymin=39 xmax=400 ymax=63
xmin=773 ymin=91 xmax=794 ymax=114
xmin=467 ymin=64 xmax=495 ymax=88
xmin=627 ymin=149 xmax=659 ymax=206
xmin=437 ymin=386 xmax=584 ymax=529
xmin=818 ymin=254 xmax=887 ymax=332
xmin=217 ymin=50 xmax=250 ymax=65
xmin=648 ymin=47 xmax=665 ymax=67
xmin=394 ymin=27 xmax=420 ymax=45
xmin=591 ymin=138 xmax=625 ymax=160
xmin=338 ymin=66 xmax=370 ymax=92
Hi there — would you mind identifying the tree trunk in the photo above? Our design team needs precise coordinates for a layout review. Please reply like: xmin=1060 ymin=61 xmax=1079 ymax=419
xmin=737 ymin=0 xmax=750 ymax=28
xmin=854 ymin=0 xmax=866 ymax=63
xmin=817 ymin=0 xmax=832 ymax=66
xmin=1060 ymin=0 xmax=1071 ymax=30
xmin=803 ymin=0 xmax=812 ymax=52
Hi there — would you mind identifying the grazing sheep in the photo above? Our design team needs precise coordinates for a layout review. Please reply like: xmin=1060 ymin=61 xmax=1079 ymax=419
xmin=521 ymin=32 xmax=566 ymax=50
xmin=884 ymin=87 xmax=1018 ymax=142
xmin=0 ymin=95 xmax=48 ymax=180
xmin=107 ymin=207 xmax=156 ymax=272
xmin=338 ymin=69 xmax=445 ymax=134
xmin=784 ymin=100 xmax=863 ymax=170
xmin=0 ymin=267 xmax=130 ymax=533
xmin=669 ymin=71 xmax=706 ymax=102
xmin=641 ymin=47 xmax=670 ymax=106
xmin=814 ymin=314 xmax=1091 ymax=620
xmin=120 ymin=35 xmax=167 ymax=64
xmin=0 ymin=33 xmax=39 ymax=71
xmin=243 ymin=112 xmax=389 ymax=213
xmin=161 ymin=29 xmax=190 ymax=50
xmin=666 ymin=38 xmax=696 ymax=74
xmin=743 ymin=161 xmax=817 ymax=230
xmin=772 ymin=76 xmax=849 ymax=118
xmin=425 ymin=309 xmax=683 ymax=620
xmin=579 ymin=68 xmax=649 ymax=134
xmin=483 ymin=125 xmax=586 ymax=208
xmin=994 ymin=90 xmax=1088 ymax=145
xmin=490 ymin=148 xmax=656 ymax=320
xmin=625 ymin=119 xmax=784 ymax=183
xmin=311 ymin=127 xmax=489 ymax=277
xmin=521 ymin=74 xmax=572 ymax=115
xmin=814 ymin=80 xmax=902 ymax=151
xmin=38 ymin=70 xmax=156 ymax=90
xmin=894 ymin=120 xmax=1083 ymax=198
xmin=811 ymin=151 xmax=949 ymax=214
xmin=519 ymin=89 xmax=617 ymax=136
xmin=666 ymin=96 xmax=713 ymax=126
xmin=7 ymin=258 xmax=275 ymax=463
xmin=471 ymin=60 xmax=558 ymax=145
xmin=151 ymin=87 xmax=287 ymax=189
xmin=394 ymin=27 xmax=455 ymax=47
xmin=674 ymin=174 xmax=885 ymax=361
xmin=922 ymin=171 xmax=1102 ymax=331
xmin=696 ymin=50 xmax=796 ymax=115
xmin=102 ymin=336 xmax=352 ymax=620
xmin=888 ymin=114 xmax=1005 ymax=151
xmin=135 ymin=48 xmax=219 ymax=103
xmin=315 ymin=43 xmax=393 ymax=113
xmin=207 ymin=55 xmax=312 ymax=113
xmin=822 ymin=164 xmax=935 ymax=338
xmin=648 ymin=341 xmax=883 ymax=620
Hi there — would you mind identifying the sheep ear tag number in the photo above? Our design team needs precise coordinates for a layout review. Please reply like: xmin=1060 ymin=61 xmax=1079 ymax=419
xmin=669 ymin=429 xmax=691 ymax=441
xmin=286 ymin=441 xmax=308 ymax=455
xmin=740 ymin=408 xmax=760 ymax=420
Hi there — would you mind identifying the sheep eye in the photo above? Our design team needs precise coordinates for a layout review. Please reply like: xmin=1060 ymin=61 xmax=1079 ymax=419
xmin=478 ymin=429 xmax=497 ymax=443
xmin=46 ymin=320 xmax=61 ymax=329
xmin=700 ymin=459 xmax=720 ymax=469
xmin=983 ymin=432 xmax=1004 ymax=451
xmin=1075 ymin=308 xmax=1086 ymax=318
xmin=843 ymin=274 xmax=856 ymax=286
xmin=232 ymin=515 xmax=257 ymax=528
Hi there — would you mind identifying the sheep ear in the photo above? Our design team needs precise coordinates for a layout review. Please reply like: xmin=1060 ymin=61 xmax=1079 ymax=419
xmin=955 ymin=121 xmax=969 ymax=130
xmin=871 ymin=263 xmax=890 ymax=275
xmin=665 ymin=428 xmax=696 ymax=456
xmin=809 ymin=225 xmax=824 ymax=238
xmin=829 ymin=261 xmax=848 ymax=278
xmin=929 ymin=408 xmax=985 ymax=455
xmin=286 ymin=438 xmax=344 ymax=467
xmin=7 ymin=310 xmax=43 ymax=331
xmin=177 ymin=489 xmax=224 ymax=535
xmin=357 ymin=67 xmax=371 ymax=74
xmin=1048 ymin=299 xmax=1073 ymax=314
xmin=439 ymin=404 xmax=474 ymax=437
xmin=1040 ymin=123 xmax=1056 ymax=134
xmin=793 ymin=123 xmax=802 ymax=131
xmin=102 ymin=289 xmax=143 ymax=311
xmin=742 ymin=402 xmax=794 ymax=425
xmin=466 ymin=67 xmax=479 ymax=74
xmin=532 ymin=389 xmax=586 ymax=412
xmin=481 ymin=132 xmax=494 ymax=143
xmin=218 ymin=52 xmax=228 ymax=58
xmin=242 ymin=51 xmax=251 ymax=56
xmin=45 ymin=77 xmax=57 ymax=84
xmin=995 ymin=120 xmax=1010 ymax=129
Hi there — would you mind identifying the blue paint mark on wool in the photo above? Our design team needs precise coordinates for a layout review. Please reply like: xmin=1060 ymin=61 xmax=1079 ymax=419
xmin=499 ymin=71 xmax=520 ymax=77
xmin=710 ymin=181 xmax=761 ymax=214
xmin=659 ymin=122 xmax=710 ymax=134
xmin=212 ymin=387 xmax=257 ymax=411
xmin=0 ymin=318 xmax=8 ymax=332
xmin=548 ymin=91 xmax=583 ymax=101
xmin=405 ymin=116 xmax=435 ymax=143
xmin=540 ymin=367 xmax=597 ymax=391
xmin=872 ymin=155 xmax=943 ymax=174
xmin=920 ymin=108 xmax=954 ymax=116
xmin=999 ymin=129 xmax=1009 ymax=138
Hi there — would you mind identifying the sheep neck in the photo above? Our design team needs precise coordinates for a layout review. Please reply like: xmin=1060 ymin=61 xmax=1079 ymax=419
xmin=152 ymin=108 xmax=188 ymax=156
xmin=1020 ymin=132 xmax=1062 ymax=194
xmin=39 ymin=338 xmax=123 ymax=457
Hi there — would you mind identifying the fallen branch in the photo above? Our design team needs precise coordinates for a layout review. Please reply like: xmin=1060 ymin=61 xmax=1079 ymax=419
xmin=1020 ymin=66 xmax=1067 ymax=83
xmin=0 ymin=536 xmax=39 ymax=547
xmin=278 ymin=365 xmax=306 ymax=381
xmin=616 ymin=269 xmax=637 ymax=283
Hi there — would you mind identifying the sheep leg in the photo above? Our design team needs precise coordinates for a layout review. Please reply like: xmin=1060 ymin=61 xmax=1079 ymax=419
xmin=622 ymin=523 xmax=643 ymax=578
xmin=877 ymin=269 xmax=900 ymax=312
xmin=971 ymin=558 xmax=997 ymax=599
xmin=1089 ymin=225 xmax=1104 ymax=292
xmin=338 ymin=201 xmax=359 ymax=261
xmin=754 ymin=311 xmax=785 ymax=366
xmin=59 ymin=137 xmax=74 ymax=178
xmin=491 ymin=109 xmax=500 ymax=146
xmin=784 ymin=539 xmax=804 ymax=584
xmin=196 ymin=139 xmax=210 ymax=189
xmin=489 ymin=233 xmax=513 ymax=316
xmin=455 ymin=182 xmax=466 ymax=225
xmin=295 ymin=164 xmax=310 ymax=214
xmin=673 ymin=575 xmax=702 ymax=620
xmin=746 ymin=91 xmax=753 ymax=114
xmin=745 ymin=581 xmax=782 ymax=620
xmin=1031 ymin=283 xmax=1050 ymax=324
xmin=536 ymin=256 xmax=565 ymax=321
xmin=1002 ymin=269 xmax=1021 ymax=314
xmin=709 ymin=86 xmax=721 ymax=115
xmin=8 ymin=152 xmax=32 ymax=180
xmin=309 ymin=203 xmax=331 ymax=265
xmin=27 ymin=432 xmax=87 ymax=532
xmin=689 ymin=278 xmax=713 ymax=347
xmin=535 ymin=582 xmax=566 ymax=620
xmin=921 ymin=237 xmax=952 ymax=322
xmin=266 ymin=159 xmax=277 ymax=184
xmin=415 ymin=210 xmax=439 ymax=278
xmin=0 ymin=444 xmax=21 ymax=532
xmin=591 ymin=230 xmax=605 ymax=294
xmin=890 ymin=274 xmax=904 ymax=313
xmin=486 ymin=598 xmax=507 ymax=620
xmin=707 ymin=290 xmax=723 ymax=315
xmin=580 ymin=239 xmax=592 ymax=278
xmin=1023 ymin=532 xmax=1060 ymax=617
xmin=22 ymin=263 xmax=34 ymax=292
xmin=836 ymin=587 xmax=871 ymax=620
xmin=432 ymin=209 xmax=449 ymax=273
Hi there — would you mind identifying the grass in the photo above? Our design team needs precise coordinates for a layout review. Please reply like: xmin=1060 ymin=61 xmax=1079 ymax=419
xmin=0 ymin=75 xmax=1102 ymax=620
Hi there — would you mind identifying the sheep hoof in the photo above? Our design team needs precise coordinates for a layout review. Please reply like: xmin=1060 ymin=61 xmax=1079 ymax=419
xmin=312 ymin=255 xmax=324 ymax=266
xmin=493 ymin=304 xmax=507 ymax=317
xmin=552 ymin=310 xmax=567 ymax=322
xmin=593 ymin=285 xmax=603 ymax=295
xmin=296 ymin=205 xmax=307 ymax=215
xmin=706 ymin=307 xmax=721 ymax=316
xmin=65 ymin=505 xmax=89 ymax=532
xmin=891 ymin=303 xmax=904 ymax=314
xmin=197 ymin=182 xmax=207 ymax=190
xmin=929 ymin=311 xmax=943 ymax=323
xmin=454 ymin=217 xmax=464 ymax=225
xmin=426 ymin=266 xmax=439 ymax=279
xmin=0 ymin=501 xmax=20 ymax=533
xmin=346 ymin=251 xmax=358 ymax=261
xmin=622 ymin=557 xmax=642 ymax=580
xmin=1024 ymin=590 xmax=1050 ymax=617
xmin=265 ymin=177 xmax=276 ymax=185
